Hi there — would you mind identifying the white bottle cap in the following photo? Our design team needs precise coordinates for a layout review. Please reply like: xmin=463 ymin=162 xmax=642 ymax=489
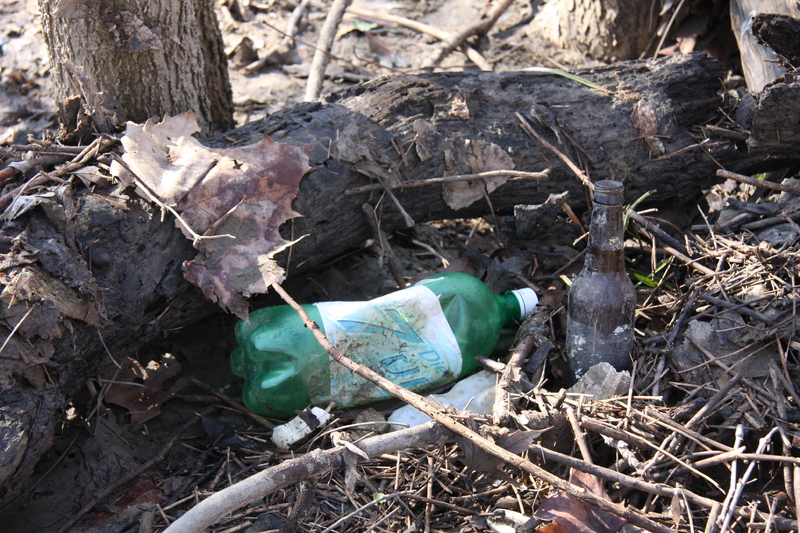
xmin=510 ymin=288 xmax=538 ymax=318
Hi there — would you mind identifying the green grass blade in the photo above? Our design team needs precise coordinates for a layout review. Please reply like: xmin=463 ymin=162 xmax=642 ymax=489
xmin=519 ymin=66 xmax=614 ymax=95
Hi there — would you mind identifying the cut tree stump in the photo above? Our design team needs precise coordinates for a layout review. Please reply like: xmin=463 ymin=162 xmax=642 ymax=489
xmin=1 ymin=52 xmax=798 ymax=505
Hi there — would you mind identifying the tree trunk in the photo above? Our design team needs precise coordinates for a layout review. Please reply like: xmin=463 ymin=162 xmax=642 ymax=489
xmin=1 ymin=53 xmax=798 ymax=505
xmin=529 ymin=0 xmax=659 ymax=62
xmin=39 ymin=0 xmax=235 ymax=138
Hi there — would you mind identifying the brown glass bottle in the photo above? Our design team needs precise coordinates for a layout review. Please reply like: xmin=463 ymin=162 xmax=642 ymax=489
xmin=565 ymin=180 xmax=636 ymax=384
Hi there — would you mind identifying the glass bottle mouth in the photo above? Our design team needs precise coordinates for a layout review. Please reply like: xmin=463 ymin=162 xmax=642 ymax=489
xmin=593 ymin=180 xmax=624 ymax=205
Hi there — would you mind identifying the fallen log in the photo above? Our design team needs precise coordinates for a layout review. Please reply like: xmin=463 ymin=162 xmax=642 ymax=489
xmin=0 ymin=52 xmax=797 ymax=505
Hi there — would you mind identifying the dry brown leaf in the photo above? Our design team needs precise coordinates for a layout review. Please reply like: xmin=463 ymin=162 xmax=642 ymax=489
xmin=456 ymin=420 xmax=545 ymax=485
xmin=114 ymin=112 xmax=313 ymax=319
xmin=537 ymin=469 xmax=627 ymax=533
xmin=413 ymin=119 xmax=441 ymax=161
xmin=674 ymin=14 xmax=710 ymax=54
xmin=100 ymin=356 xmax=184 ymax=424
xmin=630 ymin=99 xmax=665 ymax=156
xmin=331 ymin=431 xmax=365 ymax=496
xmin=495 ymin=428 xmax=543 ymax=454
xmin=456 ymin=419 xmax=505 ymax=475
xmin=630 ymin=99 xmax=657 ymax=138
xmin=442 ymin=138 xmax=513 ymax=210
xmin=113 ymin=476 xmax=165 ymax=508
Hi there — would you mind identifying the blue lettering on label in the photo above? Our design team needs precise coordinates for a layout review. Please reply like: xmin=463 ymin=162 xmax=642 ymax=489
xmin=400 ymin=378 xmax=430 ymax=389
xmin=380 ymin=354 xmax=420 ymax=377
xmin=336 ymin=307 xmax=425 ymax=344
xmin=418 ymin=350 xmax=441 ymax=362
xmin=430 ymin=364 xmax=448 ymax=375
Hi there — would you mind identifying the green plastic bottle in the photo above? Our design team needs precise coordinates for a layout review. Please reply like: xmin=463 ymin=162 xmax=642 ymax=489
xmin=230 ymin=272 xmax=538 ymax=417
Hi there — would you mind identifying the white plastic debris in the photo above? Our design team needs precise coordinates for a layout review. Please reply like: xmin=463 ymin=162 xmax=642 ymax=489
xmin=568 ymin=362 xmax=631 ymax=400
xmin=388 ymin=370 xmax=497 ymax=428
xmin=487 ymin=509 xmax=532 ymax=533
xmin=271 ymin=407 xmax=332 ymax=449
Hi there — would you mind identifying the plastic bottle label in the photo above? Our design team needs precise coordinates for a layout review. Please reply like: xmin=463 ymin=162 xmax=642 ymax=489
xmin=314 ymin=285 xmax=462 ymax=404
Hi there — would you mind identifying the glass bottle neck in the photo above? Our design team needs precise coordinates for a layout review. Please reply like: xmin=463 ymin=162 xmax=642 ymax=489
xmin=584 ymin=203 xmax=626 ymax=273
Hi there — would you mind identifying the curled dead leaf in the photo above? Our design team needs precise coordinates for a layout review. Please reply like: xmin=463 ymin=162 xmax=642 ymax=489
xmin=456 ymin=418 xmax=547 ymax=486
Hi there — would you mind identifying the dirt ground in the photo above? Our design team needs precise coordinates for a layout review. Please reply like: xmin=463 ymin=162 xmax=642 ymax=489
xmin=3 ymin=1 xmax=799 ymax=533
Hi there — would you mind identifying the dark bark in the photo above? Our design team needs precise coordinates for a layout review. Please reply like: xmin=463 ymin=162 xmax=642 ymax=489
xmin=0 ymin=53 xmax=798 ymax=505
xmin=752 ymin=13 xmax=800 ymax=65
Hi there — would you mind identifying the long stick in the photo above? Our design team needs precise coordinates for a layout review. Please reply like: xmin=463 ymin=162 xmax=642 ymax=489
xmin=346 ymin=7 xmax=492 ymax=70
xmin=424 ymin=0 xmax=514 ymax=68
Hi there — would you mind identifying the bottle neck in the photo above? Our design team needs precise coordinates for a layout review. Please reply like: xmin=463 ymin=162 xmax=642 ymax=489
xmin=496 ymin=294 xmax=521 ymax=324
xmin=498 ymin=288 xmax=538 ymax=323
xmin=584 ymin=202 xmax=626 ymax=273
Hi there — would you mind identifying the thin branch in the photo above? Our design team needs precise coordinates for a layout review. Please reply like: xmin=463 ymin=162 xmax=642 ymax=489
xmin=346 ymin=6 xmax=492 ymax=70
xmin=515 ymin=112 xmax=594 ymax=191
xmin=0 ymin=303 xmax=37 ymax=357
xmin=492 ymin=322 xmax=539 ymax=425
xmin=424 ymin=0 xmax=514 ymax=68
xmin=695 ymin=293 xmax=775 ymax=325
xmin=345 ymin=169 xmax=550 ymax=195
xmin=0 ymin=172 xmax=54 ymax=212
xmin=95 ymin=328 xmax=120 ymax=368
xmin=662 ymin=244 xmax=716 ymax=276
xmin=253 ymin=14 xmax=406 ymax=75
xmin=305 ymin=0 xmax=354 ymax=102
xmin=717 ymin=169 xmax=800 ymax=196
xmin=362 ymin=202 xmax=405 ymax=288
xmin=190 ymin=378 xmax=274 ymax=429
xmin=242 ymin=0 xmax=311 ymax=73
xmin=629 ymin=210 xmax=688 ymax=254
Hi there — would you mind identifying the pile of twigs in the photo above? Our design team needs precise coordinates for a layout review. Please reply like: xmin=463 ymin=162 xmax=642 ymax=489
xmin=144 ymin=175 xmax=800 ymax=533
